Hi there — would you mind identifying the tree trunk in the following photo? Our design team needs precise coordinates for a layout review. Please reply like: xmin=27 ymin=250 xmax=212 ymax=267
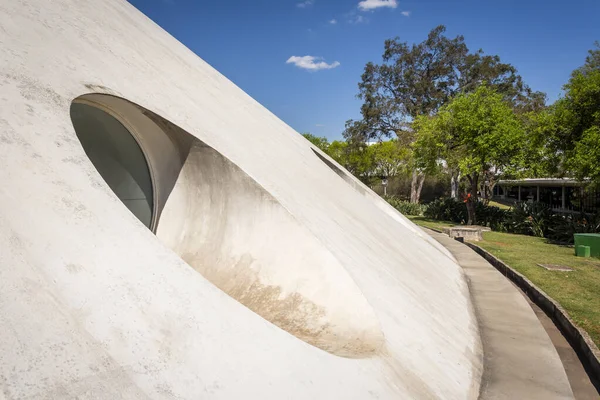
xmin=484 ymin=179 xmax=497 ymax=205
xmin=416 ymin=173 xmax=425 ymax=202
xmin=482 ymin=182 xmax=491 ymax=205
xmin=410 ymin=170 xmax=418 ymax=203
xmin=410 ymin=170 xmax=426 ymax=203
xmin=450 ymin=172 xmax=461 ymax=199
xmin=465 ymin=174 xmax=479 ymax=225
xmin=480 ymin=170 xmax=496 ymax=205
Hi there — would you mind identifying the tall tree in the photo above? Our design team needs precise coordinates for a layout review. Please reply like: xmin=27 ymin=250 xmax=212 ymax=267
xmin=413 ymin=85 xmax=525 ymax=224
xmin=532 ymin=42 xmax=600 ymax=182
xmin=577 ymin=41 xmax=600 ymax=75
xmin=345 ymin=25 xmax=543 ymax=202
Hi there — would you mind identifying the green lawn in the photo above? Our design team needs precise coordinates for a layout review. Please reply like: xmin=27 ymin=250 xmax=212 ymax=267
xmin=408 ymin=215 xmax=600 ymax=348
xmin=407 ymin=216 xmax=454 ymax=231
xmin=488 ymin=200 xmax=513 ymax=210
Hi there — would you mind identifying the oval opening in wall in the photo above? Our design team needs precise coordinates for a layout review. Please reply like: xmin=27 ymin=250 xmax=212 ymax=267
xmin=70 ymin=93 xmax=384 ymax=358
xmin=70 ymin=101 xmax=154 ymax=228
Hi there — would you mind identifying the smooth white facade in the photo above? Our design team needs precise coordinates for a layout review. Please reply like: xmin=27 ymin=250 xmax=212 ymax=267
xmin=0 ymin=1 xmax=483 ymax=398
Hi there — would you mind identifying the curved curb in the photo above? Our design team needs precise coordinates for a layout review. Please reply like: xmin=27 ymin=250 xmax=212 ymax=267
xmin=461 ymin=240 xmax=600 ymax=386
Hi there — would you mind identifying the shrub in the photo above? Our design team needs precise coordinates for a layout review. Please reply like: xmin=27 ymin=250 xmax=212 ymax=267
xmin=423 ymin=198 xmax=466 ymax=223
xmin=423 ymin=197 xmax=509 ymax=229
xmin=506 ymin=202 xmax=554 ymax=237
xmin=474 ymin=202 xmax=509 ymax=231
xmin=547 ymin=212 xmax=600 ymax=244
xmin=421 ymin=196 xmax=600 ymax=241
xmin=386 ymin=196 xmax=425 ymax=216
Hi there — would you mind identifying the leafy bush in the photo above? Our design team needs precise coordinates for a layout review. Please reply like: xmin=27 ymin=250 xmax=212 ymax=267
xmin=507 ymin=202 xmax=554 ymax=237
xmin=423 ymin=198 xmax=467 ymax=223
xmin=474 ymin=202 xmax=509 ymax=231
xmin=547 ymin=212 xmax=600 ymax=244
xmin=422 ymin=196 xmax=600 ymax=241
xmin=386 ymin=196 xmax=425 ymax=216
xmin=422 ymin=198 xmax=509 ymax=229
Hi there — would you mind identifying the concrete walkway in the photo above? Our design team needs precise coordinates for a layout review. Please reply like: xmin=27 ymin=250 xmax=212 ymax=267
xmin=427 ymin=230 xmax=575 ymax=399
xmin=525 ymin=291 xmax=600 ymax=399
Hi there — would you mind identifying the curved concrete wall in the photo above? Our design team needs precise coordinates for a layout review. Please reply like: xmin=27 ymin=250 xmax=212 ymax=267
xmin=157 ymin=141 xmax=385 ymax=358
xmin=0 ymin=0 xmax=482 ymax=398
xmin=310 ymin=148 xmax=457 ymax=262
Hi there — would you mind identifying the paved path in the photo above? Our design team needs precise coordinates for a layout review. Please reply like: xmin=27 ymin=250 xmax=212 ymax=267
xmin=525 ymin=291 xmax=600 ymax=400
xmin=427 ymin=230 xmax=576 ymax=399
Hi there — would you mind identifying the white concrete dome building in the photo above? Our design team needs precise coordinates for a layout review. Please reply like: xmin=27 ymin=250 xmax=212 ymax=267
xmin=0 ymin=1 xmax=572 ymax=399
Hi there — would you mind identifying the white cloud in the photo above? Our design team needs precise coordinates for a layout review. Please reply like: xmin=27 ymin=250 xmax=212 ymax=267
xmin=329 ymin=19 xmax=337 ymax=24
xmin=297 ymin=0 xmax=314 ymax=8
xmin=286 ymin=56 xmax=340 ymax=71
xmin=358 ymin=0 xmax=398 ymax=11
xmin=348 ymin=14 xmax=367 ymax=24
xmin=401 ymin=10 xmax=410 ymax=16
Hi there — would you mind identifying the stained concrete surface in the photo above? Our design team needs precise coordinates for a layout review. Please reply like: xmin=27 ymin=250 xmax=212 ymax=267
xmin=0 ymin=0 xmax=483 ymax=398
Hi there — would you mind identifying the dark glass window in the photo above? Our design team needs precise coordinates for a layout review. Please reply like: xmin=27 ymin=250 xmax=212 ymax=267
xmin=520 ymin=186 xmax=536 ymax=202
xmin=71 ymin=102 xmax=153 ymax=228
xmin=539 ymin=186 xmax=562 ymax=209
xmin=582 ymin=187 xmax=600 ymax=213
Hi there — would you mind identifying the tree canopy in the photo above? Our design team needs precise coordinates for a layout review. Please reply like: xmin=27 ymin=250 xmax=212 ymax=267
xmin=301 ymin=133 xmax=409 ymax=183
xmin=344 ymin=25 xmax=543 ymax=142
xmin=530 ymin=44 xmax=600 ymax=182
xmin=370 ymin=139 xmax=410 ymax=178
xmin=413 ymin=84 xmax=525 ymax=223
xmin=302 ymin=133 xmax=330 ymax=153
xmin=307 ymin=35 xmax=600 ymax=222
xmin=577 ymin=41 xmax=600 ymax=76
xmin=342 ymin=25 xmax=543 ymax=203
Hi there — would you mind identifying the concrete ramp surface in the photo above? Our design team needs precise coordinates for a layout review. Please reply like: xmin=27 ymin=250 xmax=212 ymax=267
xmin=0 ymin=0 xmax=514 ymax=398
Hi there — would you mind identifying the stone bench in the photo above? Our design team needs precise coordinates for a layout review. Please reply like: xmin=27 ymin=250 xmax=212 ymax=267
xmin=442 ymin=225 xmax=490 ymax=242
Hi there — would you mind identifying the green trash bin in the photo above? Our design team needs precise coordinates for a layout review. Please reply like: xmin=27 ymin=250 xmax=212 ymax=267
xmin=574 ymin=233 xmax=600 ymax=258
xmin=576 ymin=245 xmax=591 ymax=258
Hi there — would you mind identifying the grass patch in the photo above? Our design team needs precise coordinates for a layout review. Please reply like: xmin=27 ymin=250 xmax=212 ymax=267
xmin=488 ymin=200 xmax=512 ymax=210
xmin=408 ymin=216 xmax=600 ymax=348
xmin=407 ymin=216 xmax=454 ymax=231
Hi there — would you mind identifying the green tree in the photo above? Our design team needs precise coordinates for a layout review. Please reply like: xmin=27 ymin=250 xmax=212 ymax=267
xmin=370 ymin=139 xmax=410 ymax=179
xmin=345 ymin=25 xmax=543 ymax=202
xmin=329 ymin=140 xmax=375 ymax=183
xmin=326 ymin=140 xmax=347 ymax=164
xmin=302 ymin=133 xmax=379 ymax=184
xmin=301 ymin=134 xmax=419 ymax=191
xmin=531 ymin=43 xmax=600 ymax=182
xmin=302 ymin=133 xmax=330 ymax=153
xmin=413 ymin=85 xmax=525 ymax=224
xmin=577 ymin=41 xmax=600 ymax=75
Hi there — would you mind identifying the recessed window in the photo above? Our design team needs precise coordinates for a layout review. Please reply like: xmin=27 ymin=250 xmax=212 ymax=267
xmin=70 ymin=102 xmax=154 ymax=228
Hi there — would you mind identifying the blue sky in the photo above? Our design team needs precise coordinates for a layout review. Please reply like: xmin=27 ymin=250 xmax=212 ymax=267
xmin=128 ymin=0 xmax=600 ymax=140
